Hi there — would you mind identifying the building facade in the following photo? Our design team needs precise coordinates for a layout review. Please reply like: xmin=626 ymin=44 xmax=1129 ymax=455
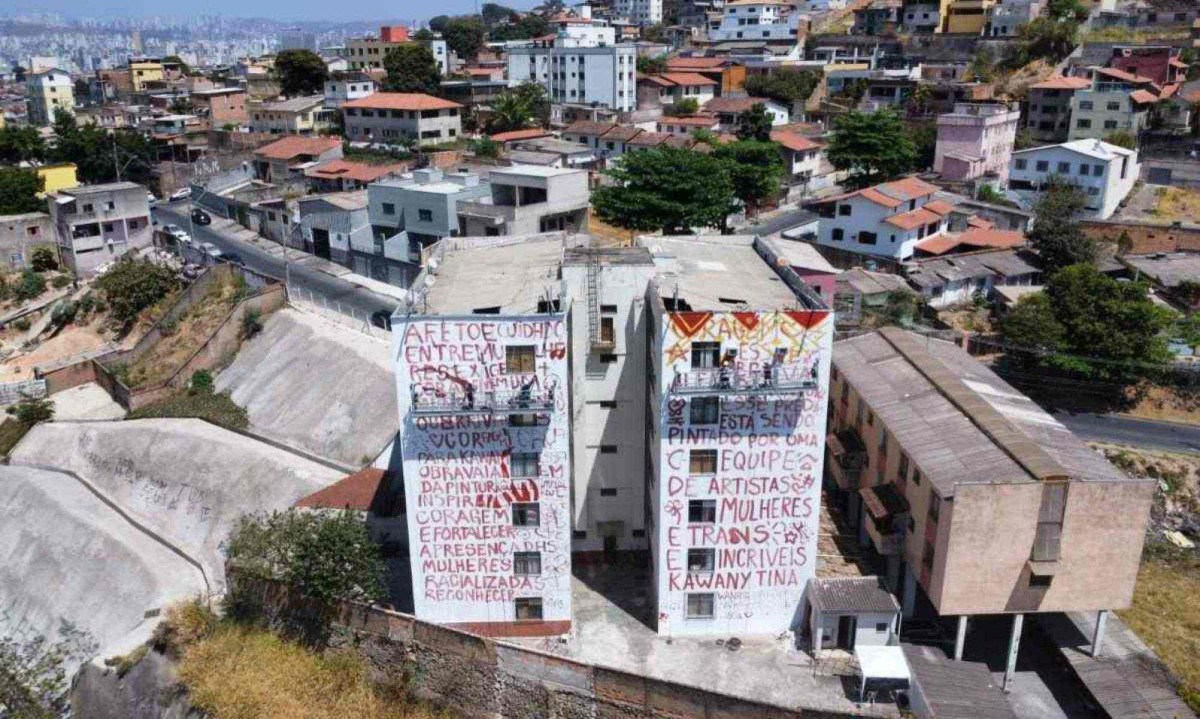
xmin=343 ymin=93 xmax=463 ymax=147
xmin=1068 ymin=68 xmax=1156 ymax=142
xmin=48 ymin=182 xmax=153 ymax=276
xmin=616 ymin=0 xmax=665 ymax=24
xmin=507 ymin=38 xmax=638 ymax=112
xmin=190 ymin=87 xmax=248 ymax=127
xmin=457 ymin=166 xmax=590 ymax=237
xmin=933 ymin=102 xmax=1020 ymax=183
xmin=809 ymin=177 xmax=953 ymax=261
xmin=1008 ymin=139 xmax=1139 ymax=220
xmin=1024 ymin=76 xmax=1091 ymax=143
xmin=324 ymin=73 xmax=377 ymax=109
xmin=248 ymin=96 xmax=334 ymax=135
xmin=26 ymin=68 xmax=74 ymax=126
xmin=709 ymin=0 xmax=801 ymax=42
xmin=0 ymin=212 xmax=54 ymax=270
xmin=368 ymin=168 xmax=490 ymax=262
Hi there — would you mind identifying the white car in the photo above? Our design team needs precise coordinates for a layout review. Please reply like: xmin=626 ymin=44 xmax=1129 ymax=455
xmin=169 ymin=187 xmax=192 ymax=201
xmin=147 ymin=192 xmax=158 ymax=207
xmin=162 ymin=224 xmax=191 ymax=244
xmin=200 ymin=242 xmax=223 ymax=259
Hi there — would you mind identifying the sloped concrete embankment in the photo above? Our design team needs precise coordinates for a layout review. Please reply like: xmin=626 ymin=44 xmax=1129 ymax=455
xmin=216 ymin=308 xmax=398 ymax=467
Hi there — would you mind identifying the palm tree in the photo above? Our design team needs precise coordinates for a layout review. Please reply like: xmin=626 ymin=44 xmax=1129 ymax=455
xmin=487 ymin=92 xmax=533 ymax=134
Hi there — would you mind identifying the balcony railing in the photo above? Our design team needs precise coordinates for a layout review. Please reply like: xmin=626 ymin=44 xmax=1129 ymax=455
xmin=410 ymin=385 xmax=556 ymax=416
xmin=669 ymin=364 xmax=818 ymax=397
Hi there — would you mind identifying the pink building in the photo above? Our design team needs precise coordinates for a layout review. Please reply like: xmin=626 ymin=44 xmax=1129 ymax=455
xmin=933 ymin=103 xmax=1020 ymax=183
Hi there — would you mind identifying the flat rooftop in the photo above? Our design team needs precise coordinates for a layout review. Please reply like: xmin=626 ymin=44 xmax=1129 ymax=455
xmin=58 ymin=181 xmax=144 ymax=196
xmin=1123 ymin=252 xmax=1200 ymax=289
xmin=834 ymin=328 xmax=1132 ymax=498
xmin=638 ymin=235 xmax=805 ymax=311
xmin=491 ymin=164 xmax=581 ymax=178
xmin=422 ymin=234 xmax=568 ymax=315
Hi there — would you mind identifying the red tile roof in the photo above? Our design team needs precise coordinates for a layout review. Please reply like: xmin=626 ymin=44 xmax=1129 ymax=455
xmin=923 ymin=199 xmax=955 ymax=216
xmin=1029 ymin=75 xmax=1092 ymax=90
xmin=915 ymin=227 xmax=1025 ymax=255
xmin=666 ymin=57 xmax=728 ymax=70
xmin=704 ymin=96 xmax=776 ymax=113
xmin=343 ymin=92 xmax=461 ymax=110
xmin=295 ymin=468 xmax=394 ymax=513
xmin=253 ymin=135 xmax=342 ymax=160
xmin=304 ymin=159 xmax=407 ymax=183
xmin=966 ymin=216 xmax=995 ymax=230
xmin=1130 ymin=89 xmax=1160 ymax=104
xmin=658 ymin=72 xmax=719 ymax=86
xmin=628 ymin=131 xmax=672 ymax=147
xmin=489 ymin=128 xmax=552 ymax=143
xmin=885 ymin=207 xmax=942 ymax=230
xmin=771 ymin=129 xmax=823 ymax=152
xmin=1094 ymin=67 xmax=1154 ymax=84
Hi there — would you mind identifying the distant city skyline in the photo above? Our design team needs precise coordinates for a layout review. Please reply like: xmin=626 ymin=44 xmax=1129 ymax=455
xmin=4 ymin=0 xmax=542 ymax=22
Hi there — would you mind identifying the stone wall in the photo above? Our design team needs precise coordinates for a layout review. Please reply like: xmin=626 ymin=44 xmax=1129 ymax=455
xmin=1082 ymin=219 xmax=1200 ymax=254
xmin=238 ymin=573 xmax=858 ymax=719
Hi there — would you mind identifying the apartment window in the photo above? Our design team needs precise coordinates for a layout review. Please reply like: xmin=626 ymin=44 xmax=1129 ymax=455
xmin=82 ymin=203 xmax=93 ymax=213
xmin=1078 ymin=100 xmax=1093 ymax=110
xmin=691 ymin=341 xmax=721 ymax=369
xmin=1093 ymin=164 xmax=1104 ymax=176
xmin=838 ymin=204 xmax=852 ymax=216
xmin=1106 ymin=101 xmax=1120 ymax=111
xmin=599 ymin=353 xmax=617 ymax=363
xmin=600 ymin=487 xmax=618 ymax=496
xmin=1079 ymin=164 xmax=1090 ymax=176
xmin=928 ymin=492 xmax=941 ymax=524
xmin=1104 ymin=120 xmax=1118 ymax=130
xmin=858 ymin=231 xmax=877 ymax=245
xmin=1087 ymin=187 xmax=1100 ymax=196
xmin=418 ymin=208 xmax=433 ymax=222
xmin=686 ymin=593 xmax=715 ymax=619
xmin=506 ymin=345 xmax=536 ymax=373
xmin=687 ymin=548 xmax=716 ymax=573
xmin=510 ymin=413 xmax=539 ymax=426
xmin=1035 ymin=160 xmax=1049 ymax=172
xmin=382 ymin=202 xmax=395 ymax=215
xmin=866 ymin=410 xmax=874 ymax=427
xmin=1057 ymin=162 xmax=1070 ymax=173
xmin=599 ymin=446 xmax=618 ymax=455
xmin=921 ymin=540 xmax=935 ymax=571
xmin=688 ymin=499 xmax=717 ymax=523
xmin=513 ymin=551 xmax=542 ymax=575
xmin=690 ymin=397 xmax=720 ymax=425
xmin=103 ymin=223 xmax=113 ymax=232
xmin=600 ymin=315 xmax=615 ymax=344
xmin=1014 ymin=158 xmax=1027 ymax=170
xmin=515 ymin=597 xmax=543 ymax=620
xmin=876 ymin=622 xmax=889 ymax=633
xmin=106 ymin=201 xmax=115 ymax=210
xmin=1029 ymin=574 xmax=1052 ymax=588
xmin=690 ymin=449 xmax=718 ymax=475
xmin=512 ymin=502 xmax=541 ymax=527
xmin=511 ymin=452 xmax=540 ymax=477
xmin=832 ymin=228 xmax=845 ymax=241
xmin=1032 ymin=482 xmax=1067 ymax=562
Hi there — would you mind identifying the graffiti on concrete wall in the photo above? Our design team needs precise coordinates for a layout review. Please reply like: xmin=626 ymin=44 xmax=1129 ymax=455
xmin=656 ymin=309 xmax=833 ymax=636
xmin=397 ymin=317 xmax=572 ymax=625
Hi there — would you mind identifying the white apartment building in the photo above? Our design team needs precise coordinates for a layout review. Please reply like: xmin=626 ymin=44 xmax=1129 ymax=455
xmin=457 ymin=166 xmax=590 ymax=237
xmin=48 ymin=182 xmax=153 ymax=276
xmin=615 ymin=0 xmax=664 ymax=24
xmin=984 ymin=0 xmax=1040 ymax=36
xmin=368 ymin=168 xmax=490 ymax=262
xmin=1068 ymin=67 xmax=1156 ymax=141
xmin=709 ymin=0 xmax=801 ymax=43
xmin=810 ymin=176 xmax=953 ymax=261
xmin=343 ymin=93 xmax=463 ymax=147
xmin=247 ymin=96 xmax=335 ymax=135
xmin=26 ymin=68 xmax=74 ymax=126
xmin=323 ymin=73 xmax=376 ymax=109
xmin=507 ymin=36 xmax=638 ymax=112
xmin=1008 ymin=139 xmax=1139 ymax=220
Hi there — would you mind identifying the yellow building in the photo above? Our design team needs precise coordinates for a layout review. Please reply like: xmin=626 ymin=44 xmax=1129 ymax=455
xmin=940 ymin=0 xmax=996 ymax=34
xmin=129 ymin=60 xmax=165 ymax=92
xmin=36 ymin=163 xmax=79 ymax=197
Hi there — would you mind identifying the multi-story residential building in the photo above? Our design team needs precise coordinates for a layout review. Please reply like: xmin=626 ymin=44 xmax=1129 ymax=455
xmin=901 ymin=1 xmax=941 ymax=32
xmin=703 ymin=96 xmax=789 ymax=131
xmin=771 ymin=129 xmax=833 ymax=195
xmin=1068 ymin=67 xmax=1157 ymax=141
xmin=644 ymin=234 xmax=831 ymax=636
xmin=368 ymin=168 xmax=491 ymax=262
xmin=640 ymin=73 xmax=719 ymax=109
xmin=507 ymin=36 xmax=638 ymax=113
xmin=709 ymin=0 xmax=801 ymax=42
xmin=657 ymin=115 xmax=722 ymax=136
xmin=1008 ymin=139 xmax=1139 ymax=220
xmin=345 ymin=28 xmax=449 ymax=75
xmin=391 ymin=234 xmax=575 ymax=635
xmin=323 ymin=73 xmax=376 ymax=109
xmin=0 ymin=212 xmax=54 ymax=270
xmin=616 ymin=0 xmax=665 ymax=25
xmin=343 ymin=93 xmax=463 ymax=147
xmin=933 ymin=102 xmax=1020 ymax=183
xmin=1106 ymin=45 xmax=1187 ymax=86
xmin=1024 ymin=75 xmax=1091 ymax=143
xmin=248 ymin=96 xmax=334 ymax=135
xmin=853 ymin=0 xmax=902 ymax=35
xmin=190 ymin=87 xmax=247 ymax=127
xmin=47 ymin=182 xmax=152 ymax=276
xmin=830 ymin=327 xmax=1154 ymax=677
xmin=809 ymin=176 xmax=953 ymax=261
xmin=26 ymin=68 xmax=74 ymax=126
xmin=457 ymin=166 xmax=590 ymax=237
xmin=983 ymin=0 xmax=1039 ymax=36
xmin=252 ymin=135 xmax=344 ymax=184
xmin=665 ymin=56 xmax=747 ymax=96
xmin=939 ymin=0 xmax=996 ymax=33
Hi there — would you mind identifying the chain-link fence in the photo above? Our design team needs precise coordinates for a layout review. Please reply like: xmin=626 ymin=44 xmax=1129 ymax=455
xmin=287 ymin=285 xmax=392 ymax=341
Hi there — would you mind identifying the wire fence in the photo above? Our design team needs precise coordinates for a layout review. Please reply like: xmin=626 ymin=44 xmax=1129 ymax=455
xmin=287 ymin=285 xmax=392 ymax=342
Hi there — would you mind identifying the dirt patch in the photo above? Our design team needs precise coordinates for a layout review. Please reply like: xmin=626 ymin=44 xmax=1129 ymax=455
xmin=0 ymin=316 xmax=123 ymax=382
xmin=1095 ymin=443 xmax=1200 ymax=539
xmin=1148 ymin=187 xmax=1200 ymax=223
xmin=1124 ymin=383 xmax=1200 ymax=425
xmin=586 ymin=208 xmax=636 ymax=248
xmin=937 ymin=305 xmax=994 ymax=334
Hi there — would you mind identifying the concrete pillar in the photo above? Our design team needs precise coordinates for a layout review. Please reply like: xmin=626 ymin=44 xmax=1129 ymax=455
xmin=813 ymin=611 xmax=822 ymax=654
xmin=858 ymin=502 xmax=870 ymax=547
xmin=1092 ymin=610 xmax=1109 ymax=658
xmin=886 ymin=555 xmax=900 ymax=592
xmin=1004 ymin=614 xmax=1024 ymax=692
xmin=954 ymin=615 xmax=968 ymax=661
xmin=901 ymin=562 xmax=916 ymax=619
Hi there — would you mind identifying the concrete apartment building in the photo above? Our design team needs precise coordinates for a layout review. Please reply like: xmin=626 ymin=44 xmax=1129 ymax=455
xmin=368 ymin=168 xmax=490 ymax=263
xmin=1024 ymin=75 xmax=1092 ymax=143
xmin=26 ymin=68 xmax=74 ymax=126
xmin=709 ymin=0 xmax=801 ymax=43
xmin=506 ymin=31 xmax=638 ymax=113
xmin=324 ymin=73 xmax=376 ymax=109
xmin=644 ymin=235 xmax=832 ymax=637
xmin=933 ymin=103 xmax=1020 ymax=183
xmin=0 ymin=212 xmax=54 ymax=270
xmin=983 ymin=0 xmax=1039 ymax=36
xmin=615 ymin=0 xmax=664 ymax=24
xmin=1106 ymin=45 xmax=1187 ymax=86
xmin=345 ymin=28 xmax=449 ymax=75
xmin=1068 ymin=67 xmax=1158 ymax=141
xmin=1008 ymin=139 xmax=1139 ymax=219
xmin=457 ymin=166 xmax=590 ymax=237
xmin=128 ymin=59 xmax=164 ymax=92
xmin=248 ymin=95 xmax=334 ymax=135
xmin=829 ymin=327 xmax=1154 ymax=676
xmin=939 ymin=0 xmax=996 ymax=33
xmin=392 ymin=234 xmax=575 ymax=634
xmin=809 ymin=177 xmax=953 ymax=261
xmin=343 ymin=93 xmax=463 ymax=147
xmin=48 ymin=182 xmax=152 ymax=276
xmin=190 ymin=87 xmax=248 ymax=127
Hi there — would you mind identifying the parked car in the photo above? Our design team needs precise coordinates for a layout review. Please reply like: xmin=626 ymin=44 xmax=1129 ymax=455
xmin=169 ymin=187 xmax=192 ymax=201
xmin=162 ymin=224 xmax=191 ymax=244
xmin=147 ymin=192 xmax=158 ymax=207
xmin=191 ymin=208 xmax=211 ymax=225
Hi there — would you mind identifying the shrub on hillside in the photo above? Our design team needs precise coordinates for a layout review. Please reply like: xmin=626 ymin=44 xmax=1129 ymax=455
xmin=13 ymin=270 xmax=45 ymax=301
xmin=94 ymin=258 xmax=179 ymax=327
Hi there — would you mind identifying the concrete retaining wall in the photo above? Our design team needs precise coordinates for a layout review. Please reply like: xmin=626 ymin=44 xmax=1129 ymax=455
xmin=1082 ymin=219 xmax=1200 ymax=254
xmin=239 ymin=573 xmax=858 ymax=719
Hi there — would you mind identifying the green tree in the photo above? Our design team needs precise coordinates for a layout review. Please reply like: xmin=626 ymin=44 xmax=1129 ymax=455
xmin=743 ymin=68 xmax=820 ymax=108
xmin=29 ymin=247 xmax=57 ymax=272
xmin=481 ymin=2 xmax=518 ymax=26
xmin=637 ymin=55 xmax=668 ymax=75
xmin=1046 ymin=0 xmax=1088 ymax=22
xmin=490 ymin=14 xmax=550 ymax=41
xmin=488 ymin=89 xmax=536 ymax=132
xmin=665 ymin=97 xmax=700 ymax=116
xmin=507 ymin=82 xmax=550 ymax=128
xmin=0 ymin=126 xmax=47 ymax=163
xmin=382 ymin=44 xmax=441 ymax=94
xmin=413 ymin=28 xmax=436 ymax=43
xmin=1028 ymin=179 xmax=1096 ymax=271
xmin=1103 ymin=130 xmax=1136 ymax=150
xmin=1012 ymin=17 xmax=1080 ymax=65
xmin=442 ymin=17 xmax=487 ymax=60
xmin=13 ymin=270 xmax=46 ymax=301
xmin=168 ymin=97 xmax=192 ymax=114
xmin=909 ymin=120 xmax=937 ymax=171
xmin=225 ymin=509 xmax=387 ymax=606
xmin=472 ymin=137 xmax=501 ymax=159
xmin=12 ymin=395 xmax=54 ymax=426
xmin=592 ymin=147 xmax=738 ymax=235
xmin=428 ymin=15 xmax=450 ymax=33
xmin=273 ymin=49 xmax=328 ymax=97
xmin=162 ymin=54 xmax=191 ymax=74
xmin=50 ymin=111 xmax=154 ymax=186
xmin=905 ymin=84 xmax=934 ymax=117
xmin=826 ymin=109 xmax=917 ymax=188
xmin=642 ymin=23 xmax=668 ymax=43
xmin=1001 ymin=292 xmax=1065 ymax=355
xmin=0 ymin=168 xmax=44 ymax=215
xmin=714 ymin=139 xmax=784 ymax=217
xmin=966 ymin=47 xmax=996 ymax=83
xmin=0 ymin=619 xmax=97 ymax=718
xmin=94 ymin=258 xmax=180 ymax=327
xmin=736 ymin=103 xmax=774 ymax=142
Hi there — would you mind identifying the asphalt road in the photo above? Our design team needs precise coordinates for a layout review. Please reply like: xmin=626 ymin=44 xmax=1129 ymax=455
xmin=1054 ymin=411 xmax=1200 ymax=455
xmin=154 ymin=202 xmax=398 ymax=318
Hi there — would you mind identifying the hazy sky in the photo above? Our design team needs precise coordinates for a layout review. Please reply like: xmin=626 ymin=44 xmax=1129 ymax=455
xmin=10 ymin=0 xmax=539 ymax=21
